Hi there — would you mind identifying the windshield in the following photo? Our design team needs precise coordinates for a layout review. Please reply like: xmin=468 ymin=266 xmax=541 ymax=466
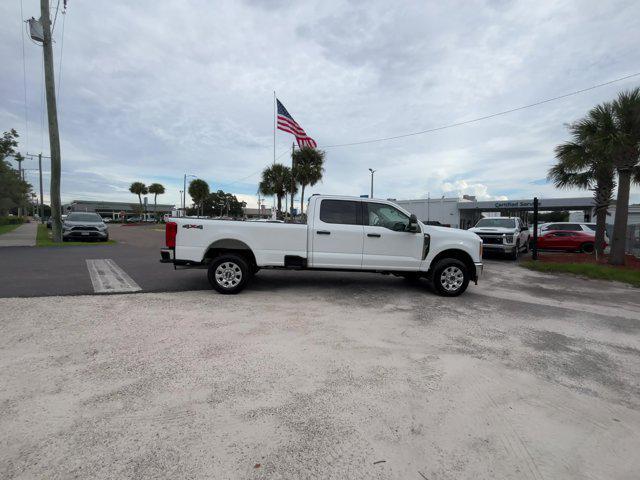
xmin=475 ymin=218 xmax=516 ymax=228
xmin=66 ymin=213 xmax=103 ymax=222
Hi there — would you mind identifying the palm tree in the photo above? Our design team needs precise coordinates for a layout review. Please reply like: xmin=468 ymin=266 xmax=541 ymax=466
xmin=129 ymin=182 xmax=148 ymax=216
xmin=292 ymin=147 xmax=325 ymax=215
xmin=607 ymin=88 xmax=640 ymax=265
xmin=549 ymin=116 xmax=615 ymax=257
xmin=259 ymin=164 xmax=291 ymax=214
xmin=188 ymin=179 xmax=210 ymax=217
xmin=148 ymin=183 xmax=165 ymax=221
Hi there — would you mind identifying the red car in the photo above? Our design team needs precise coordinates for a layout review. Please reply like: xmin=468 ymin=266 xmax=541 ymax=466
xmin=535 ymin=229 xmax=604 ymax=253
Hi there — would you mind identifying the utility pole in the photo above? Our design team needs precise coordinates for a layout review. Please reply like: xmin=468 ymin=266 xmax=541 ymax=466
xmin=368 ymin=168 xmax=376 ymax=198
xmin=14 ymin=153 xmax=25 ymax=217
xmin=41 ymin=0 xmax=63 ymax=242
xmin=38 ymin=153 xmax=44 ymax=222
xmin=532 ymin=197 xmax=539 ymax=261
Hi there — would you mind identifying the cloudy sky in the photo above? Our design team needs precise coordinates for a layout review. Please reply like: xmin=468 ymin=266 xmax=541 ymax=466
xmin=1 ymin=0 xmax=639 ymax=210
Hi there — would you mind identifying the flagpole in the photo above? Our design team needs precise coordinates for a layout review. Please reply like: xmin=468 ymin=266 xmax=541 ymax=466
xmin=273 ymin=91 xmax=276 ymax=166
xmin=290 ymin=141 xmax=295 ymax=220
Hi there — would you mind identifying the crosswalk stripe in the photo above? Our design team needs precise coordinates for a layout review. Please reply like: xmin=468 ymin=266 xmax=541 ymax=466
xmin=86 ymin=259 xmax=142 ymax=293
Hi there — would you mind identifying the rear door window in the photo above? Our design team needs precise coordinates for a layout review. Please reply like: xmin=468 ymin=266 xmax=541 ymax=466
xmin=319 ymin=200 xmax=361 ymax=225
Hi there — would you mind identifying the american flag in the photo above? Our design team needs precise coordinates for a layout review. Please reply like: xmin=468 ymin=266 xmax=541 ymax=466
xmin=277 ymin=99 xmax=317 ymax=148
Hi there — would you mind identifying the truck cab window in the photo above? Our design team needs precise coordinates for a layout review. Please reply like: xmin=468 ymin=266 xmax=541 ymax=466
xmin=366 ymin=203 xmax=410 ymax=231
xmin=319 ymin=200 xmax=361 ymax=225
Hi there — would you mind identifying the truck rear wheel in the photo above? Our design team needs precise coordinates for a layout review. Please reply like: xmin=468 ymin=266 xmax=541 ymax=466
xmin=208 ymin=254 xmax=251 ymax=294
xmin=432 ymin=259 xmax=470 ymax=297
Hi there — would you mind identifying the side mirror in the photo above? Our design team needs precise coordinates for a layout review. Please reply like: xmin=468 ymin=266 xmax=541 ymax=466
xmin=407 ymin=214 xmax=419 ymax=232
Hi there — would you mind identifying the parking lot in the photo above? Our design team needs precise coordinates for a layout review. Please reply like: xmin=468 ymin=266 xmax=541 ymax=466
xmin=1 ymin=228 xmax=639 ymax=479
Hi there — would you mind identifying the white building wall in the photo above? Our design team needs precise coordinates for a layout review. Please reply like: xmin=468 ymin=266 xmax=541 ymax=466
xmin=396 ymin=198 xmax=460 ymax=228
xmin=606 ymin=205 xmax=640 ymax=225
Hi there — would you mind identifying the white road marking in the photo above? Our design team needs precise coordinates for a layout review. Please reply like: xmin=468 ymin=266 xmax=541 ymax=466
xmin=86 ymin=259 xmax=142 ymax=293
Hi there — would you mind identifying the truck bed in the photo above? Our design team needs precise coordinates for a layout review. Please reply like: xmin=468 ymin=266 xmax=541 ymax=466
xmin=174 ymin=219 xmax=309 ymax=266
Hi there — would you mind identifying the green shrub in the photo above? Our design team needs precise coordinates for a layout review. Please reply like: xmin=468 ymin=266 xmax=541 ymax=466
xmin=0 ymin=216 xmax=25 ymax=226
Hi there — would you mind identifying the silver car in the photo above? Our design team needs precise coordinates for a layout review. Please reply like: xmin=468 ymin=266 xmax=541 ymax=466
xmin=62 ymin=212 xmax=109 ymax=241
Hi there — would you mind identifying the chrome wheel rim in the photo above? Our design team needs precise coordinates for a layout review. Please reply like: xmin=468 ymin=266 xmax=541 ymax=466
xmin=215 ymin=262 xmax=242 ymax=289
xmin=440 ymin=266 xmax=464 ymax=292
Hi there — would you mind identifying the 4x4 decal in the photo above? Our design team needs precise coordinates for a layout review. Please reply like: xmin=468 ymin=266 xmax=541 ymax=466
xmin=182 ymin=224 xmax=203 ymax=229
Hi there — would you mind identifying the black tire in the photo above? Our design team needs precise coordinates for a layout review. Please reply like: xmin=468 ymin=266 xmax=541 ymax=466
xmin=431 ymin=258 xmax=470 ymax=297
xmin=207 ymin=254 xmax=251 ymax=294
xmin=522 ymin=239 xmax=529 ymax=254
xmin=580 ymin=242 xmax=595 ymax=254
xmin=510 ymin=242 xmax=520 ymax=260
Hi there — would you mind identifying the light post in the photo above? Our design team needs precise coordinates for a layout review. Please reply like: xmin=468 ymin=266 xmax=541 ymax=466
xmin=183 ymin=174 xmax=197 ymax=217
xmin=368 ymin=168 xmax=376 ymax=199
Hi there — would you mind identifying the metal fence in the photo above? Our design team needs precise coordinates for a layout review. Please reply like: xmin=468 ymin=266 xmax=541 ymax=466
xmin=626 ymin=223 xmax=640 ymax=258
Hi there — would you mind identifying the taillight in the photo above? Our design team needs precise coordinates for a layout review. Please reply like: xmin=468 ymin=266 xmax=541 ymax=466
xmin=166 ymin=222 xmax=177 ymax=248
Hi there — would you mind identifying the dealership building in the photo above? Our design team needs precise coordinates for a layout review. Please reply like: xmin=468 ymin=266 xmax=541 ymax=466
xmin=396 ymin=196 xmax=599 ymax=229
xmin=63 ymin=200 xmax=176 ymax=220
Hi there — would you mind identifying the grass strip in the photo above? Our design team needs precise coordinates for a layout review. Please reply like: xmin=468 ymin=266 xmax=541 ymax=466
xmin=36 ymin=224 xmax=116 ymax=247
xmin=521 ymin=260 xmax=640 ymax=287
xmin=0 ymin=223 xmax=22 ymax=236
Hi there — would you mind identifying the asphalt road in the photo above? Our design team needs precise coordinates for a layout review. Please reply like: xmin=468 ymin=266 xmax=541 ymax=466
xmin=1 ymin=261 xmax=639 ymax=479
xmin=0 ymin=223 xmax=522 ymax=298
xmin=0 ymin=224 xmax=209 ymax=297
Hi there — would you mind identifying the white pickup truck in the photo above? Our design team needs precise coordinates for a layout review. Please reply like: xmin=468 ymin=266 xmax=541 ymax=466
xmin=161 ymin=195 xmax=483 ymax=296
xmin=468 ymin=217 xmax=530 ymax=260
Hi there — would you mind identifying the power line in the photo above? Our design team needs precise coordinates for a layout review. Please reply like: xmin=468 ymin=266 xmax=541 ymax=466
xmin=218 ymin=149 xmax=290 ymax=188
xmin=220 ymin=73 xmax=640 ymax=191
xmin=320 ymin=72 xmax=640 ymax=148
xmin=51 ymin=0 xmax=61 ymax=33
xmin=56 ymin=8 xmax=66 ymax=102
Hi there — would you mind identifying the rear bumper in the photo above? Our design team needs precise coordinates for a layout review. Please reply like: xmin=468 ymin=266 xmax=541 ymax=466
xmin=160 ymin=248 xmax=174 ymax=263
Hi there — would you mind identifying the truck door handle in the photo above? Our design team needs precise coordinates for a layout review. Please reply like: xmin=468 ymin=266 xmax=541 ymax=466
xmin=367 ymin=233 xmax=381 ymax=238
xmin=317 ymin=230 xmax=331 ymax=235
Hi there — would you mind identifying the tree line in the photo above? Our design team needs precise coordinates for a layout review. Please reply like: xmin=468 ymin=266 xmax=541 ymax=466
xmin=549 ymin=87 xmax=640 ymax=265
xmin=0 ymin=129 xmax=32 ymax=218
xmin=186 ymin=178 xmax=247 ymax=218
xmin=258 ymin=147 xmax=325 ymax=217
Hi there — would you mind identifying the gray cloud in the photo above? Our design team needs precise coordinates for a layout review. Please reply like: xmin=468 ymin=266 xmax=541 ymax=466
xmin=1 ymin=0 xmax=639 ymax=210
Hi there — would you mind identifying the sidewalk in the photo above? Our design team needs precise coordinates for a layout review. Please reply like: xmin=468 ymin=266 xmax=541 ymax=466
xmin=0 ymin=222 xmax=38 ymax=247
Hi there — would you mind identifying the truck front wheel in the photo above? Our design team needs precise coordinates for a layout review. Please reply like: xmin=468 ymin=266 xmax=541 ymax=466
xmin=208 ymin=254 xmax=251 ymax=294
xmin=432 ymin=259 xmax=470 ymax=297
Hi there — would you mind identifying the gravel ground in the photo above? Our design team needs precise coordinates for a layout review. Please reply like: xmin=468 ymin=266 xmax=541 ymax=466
xmin=1 ymin=262 xmax=639 ymax=479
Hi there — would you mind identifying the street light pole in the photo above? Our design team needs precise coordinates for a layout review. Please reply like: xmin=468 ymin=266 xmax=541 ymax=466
xmin=183 ymin=174 xmax=196 ymax=217
xmin=183 ymin=174 xmax=186 ymax=216
xmin=368 ymin=168 xmax=376 ymax=199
